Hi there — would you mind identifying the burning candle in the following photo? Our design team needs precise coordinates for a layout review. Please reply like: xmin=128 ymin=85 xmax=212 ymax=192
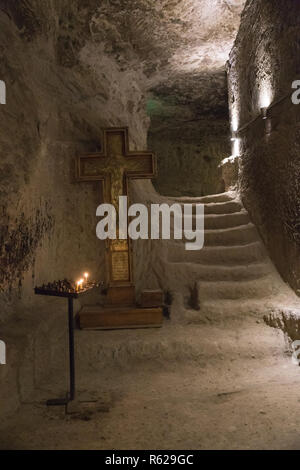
xmin=76 ymin=279 xmax=84 ymax=292
xmin=84 ymin=272 xmax=89 ymax=285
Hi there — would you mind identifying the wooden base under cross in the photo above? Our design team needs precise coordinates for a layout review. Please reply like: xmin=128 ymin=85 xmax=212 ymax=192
xmin=78 ymin=285 xmax=163 ymax=330
xmin=78 ymin=305 xmax=163 ymax=330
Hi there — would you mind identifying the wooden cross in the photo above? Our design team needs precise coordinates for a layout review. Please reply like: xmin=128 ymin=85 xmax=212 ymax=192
xmin=76 ymin=128 xmax=156 ymax=299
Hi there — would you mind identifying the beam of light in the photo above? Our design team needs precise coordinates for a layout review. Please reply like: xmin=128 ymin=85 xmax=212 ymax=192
xmin=232 ymin=138 xmax=240 ymax=157
xmin=231 ymin=106 xmax=239 ymax=132
xmin=259 ymin=80 xmax=273 ymax=109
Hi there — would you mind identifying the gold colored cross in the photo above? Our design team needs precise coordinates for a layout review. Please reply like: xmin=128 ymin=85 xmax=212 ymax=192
xmin=76 ymin=128 xmax=156 ymax=288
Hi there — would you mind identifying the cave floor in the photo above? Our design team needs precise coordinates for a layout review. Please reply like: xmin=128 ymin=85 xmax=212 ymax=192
xmin=1 ymin=318 xmax=300 ymax=450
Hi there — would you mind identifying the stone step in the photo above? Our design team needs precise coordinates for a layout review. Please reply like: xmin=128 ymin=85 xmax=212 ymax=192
xmin=167 ymin=200 xmax=242 ymax=214
xmin=197 ymin=275 xmax=279 ymax=301
xmin=167 ymin=241 xmax=267 ymax=265
xmin=75 ymin=321 xmax=285 ymax=371
xmin=199 ymin=296 xmax=297 ymax=320
xmin=169 ymin=211 xmax=250 ymax=231
xmin=204 ymin=200 xmax=242 ymax=215
xmin=204 ymin=211 xmax=250 ymax=230
xmin=169 ymin=192 xmax=235 ymax=204
xmin=204 ymin=224 xmax=259 ymax=246
xmin=167 ymin=261 xmax=272 ymax=282
xmin=169 ymin=224 xmax=259 ymax=246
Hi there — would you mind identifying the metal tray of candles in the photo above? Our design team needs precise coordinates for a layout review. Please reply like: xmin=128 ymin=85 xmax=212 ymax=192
xmin=34 ymin=279 xmax=104 ymax=299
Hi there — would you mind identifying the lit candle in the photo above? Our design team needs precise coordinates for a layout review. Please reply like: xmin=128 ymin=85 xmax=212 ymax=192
xmin=84 ymin=272 xmax=89 ymax=285
xmin=76 ymin=279 xmax=84 ymax=292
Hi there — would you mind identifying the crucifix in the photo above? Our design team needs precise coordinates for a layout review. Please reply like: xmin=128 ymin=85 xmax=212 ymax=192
xmin=76 ymin=127 xmax=157 ymax=308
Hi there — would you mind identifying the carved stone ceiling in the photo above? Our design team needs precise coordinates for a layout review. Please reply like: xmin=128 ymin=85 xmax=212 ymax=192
xmin=2 ymin=0 xmax=247 ymax=123
xmin=88 ymin=0 xmax=246 ymax=116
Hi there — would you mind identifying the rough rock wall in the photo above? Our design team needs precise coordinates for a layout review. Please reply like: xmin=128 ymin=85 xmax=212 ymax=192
xmin=0 ymin=1 xmax=150 ymax=322
xmin=228 ymin=0 xmax=300 ymax=293
xmin=147 ymin=71 xmax=231 ymax=197
xmin=148 ymin=120 xmax=229 ymax=197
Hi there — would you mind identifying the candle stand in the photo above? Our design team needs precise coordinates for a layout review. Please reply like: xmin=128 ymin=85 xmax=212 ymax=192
xmin=34 ymin=282 xmax=101 ymax=406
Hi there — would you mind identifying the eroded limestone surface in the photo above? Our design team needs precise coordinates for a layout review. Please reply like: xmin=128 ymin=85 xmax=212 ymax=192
xmin=228 ymin=0 xmax=300 ymax=293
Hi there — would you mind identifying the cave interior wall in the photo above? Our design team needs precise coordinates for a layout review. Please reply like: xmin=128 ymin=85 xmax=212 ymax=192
xmin=0 ymin=1 xmax=150 ymax=322
xmin=228 ymin=0 xmax=300 ymax=293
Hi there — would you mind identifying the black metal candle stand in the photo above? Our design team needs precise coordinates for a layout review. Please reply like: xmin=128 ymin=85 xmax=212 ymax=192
xmin=34 ymin=280 xmax=103 ymax=406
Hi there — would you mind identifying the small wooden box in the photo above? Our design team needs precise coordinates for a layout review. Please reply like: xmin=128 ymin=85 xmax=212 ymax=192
xmin=140 ymin=290 xmax=164 ymax=308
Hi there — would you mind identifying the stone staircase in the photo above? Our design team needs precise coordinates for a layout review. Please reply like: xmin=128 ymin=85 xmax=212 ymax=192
xmin=157 ymin=191 xmax=299 ymax=322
